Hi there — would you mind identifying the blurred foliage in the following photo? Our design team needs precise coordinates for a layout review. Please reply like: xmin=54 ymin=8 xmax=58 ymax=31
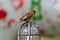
xmin=33 ymin=14 xmax=43 ymax=21
xmin=30 ymin=0 xmax=43 ymax=21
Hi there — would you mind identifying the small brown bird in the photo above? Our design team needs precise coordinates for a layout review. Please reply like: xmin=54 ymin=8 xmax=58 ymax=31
xmin=20 ymin=10 xmax=36 ymax=22
xmin=16 ymin=10 xmax=36 ymax=25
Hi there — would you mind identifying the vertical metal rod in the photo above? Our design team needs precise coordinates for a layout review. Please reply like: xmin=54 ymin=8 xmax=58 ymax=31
xmin=18 ymin=24 xmax=20 ymax=40
xmin=27 ymin=22 xmax=31 ymax=40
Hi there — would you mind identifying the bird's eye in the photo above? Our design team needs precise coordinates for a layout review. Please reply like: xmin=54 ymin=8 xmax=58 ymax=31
xmin=33 ymin=10 xmax=36 ymax=14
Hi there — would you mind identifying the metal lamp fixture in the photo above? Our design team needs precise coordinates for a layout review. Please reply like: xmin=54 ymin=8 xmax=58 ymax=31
xmin=17 ymin=10 xmax=40 ymax=40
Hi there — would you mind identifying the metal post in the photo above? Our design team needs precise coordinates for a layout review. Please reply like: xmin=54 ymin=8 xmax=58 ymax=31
xmin=27 ymin=22 xmax=31 ymax=40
